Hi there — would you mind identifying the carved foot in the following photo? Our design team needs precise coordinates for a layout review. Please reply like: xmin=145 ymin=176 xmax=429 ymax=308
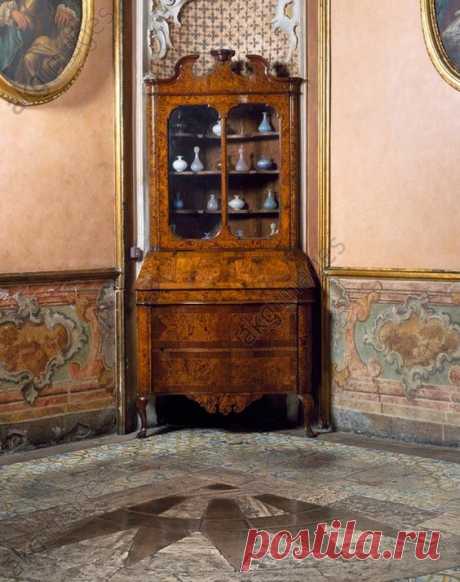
xmin=299 ymin=395 xmax=317 ymax=439
xmin=304 ymin=422 xmax=318 ymax=439
xmin=136 ymin=396 xmax=149 ymax=439
xmin=318 ymin=415 xmax=330 ymax=431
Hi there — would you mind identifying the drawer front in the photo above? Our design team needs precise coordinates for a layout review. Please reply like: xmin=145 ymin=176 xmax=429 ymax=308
xmin=152 ymin=349 xmax=297 ymax=394
xmin=151 ymin=304 xmax=297 ymax=349
xmin=150 ymin=304 xmax=298 ymax=394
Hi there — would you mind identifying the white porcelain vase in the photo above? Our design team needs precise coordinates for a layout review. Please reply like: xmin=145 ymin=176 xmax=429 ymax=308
xmin=212 ymin=119 xmax=222 ymax=137
xmin=172 ymin=155 xmax=188 ymax=173
xmin=229 ymin=194 xmax=246 ymax=211
xmin=235 ymin=146 xmax=249 ymax=172
xmin=206 ymin=194 xmax=219 ymax=211
xmin=191 ymin=146 xmax=204 ymax=173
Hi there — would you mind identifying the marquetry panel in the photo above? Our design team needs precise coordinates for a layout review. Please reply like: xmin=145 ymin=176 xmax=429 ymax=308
xmin=152 ymin=348 xmax=297 ymax=394
xmin=151 ymin=304 xmax=297 ymax=349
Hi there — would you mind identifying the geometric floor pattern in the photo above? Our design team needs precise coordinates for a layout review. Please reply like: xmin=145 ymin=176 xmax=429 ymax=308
xmin=0 ymin=429 xmax=459 ymax=581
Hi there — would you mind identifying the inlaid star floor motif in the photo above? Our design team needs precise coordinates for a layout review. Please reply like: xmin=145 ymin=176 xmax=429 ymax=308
xmin=2 ymin=430 xmax=460 ymax=580
xmin=45 ymin=483 xmax=399 ymax=571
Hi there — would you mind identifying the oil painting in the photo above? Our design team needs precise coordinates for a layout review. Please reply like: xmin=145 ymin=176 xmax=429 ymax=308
xmin=0 ymin=0 xmax=93 ymax=105
xmin=422 ymin=0 xmax=460 ymax=89
xmin=435 ymin=0 xmax=460 ymax=68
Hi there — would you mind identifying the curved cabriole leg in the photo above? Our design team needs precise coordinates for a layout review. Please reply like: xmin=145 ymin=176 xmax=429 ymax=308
xmin=298 ymin=303 xmax=317 ymax=438
xmin=136 ymin=396 xmax=149 ymax=439
xmin=136 ymin=306 xmax=152 ymax=440
xmin=300 ymin=394 xmax=317 ymax=439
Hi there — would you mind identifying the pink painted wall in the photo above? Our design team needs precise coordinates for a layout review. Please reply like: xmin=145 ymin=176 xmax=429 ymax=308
xmin=330 ymin=0 xmax=460 ymax=271
xmin=0 ymin=0 xmax=116 ymax=274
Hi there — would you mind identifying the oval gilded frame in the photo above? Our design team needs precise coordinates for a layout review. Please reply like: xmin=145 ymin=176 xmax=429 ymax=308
xmin=0 ymin=0 xmax=94 ymax=106
xmin=421 ymin=0 xmax=460 ymax=90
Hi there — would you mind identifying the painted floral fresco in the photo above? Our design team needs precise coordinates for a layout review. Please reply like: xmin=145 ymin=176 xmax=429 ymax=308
xmin=435 ymin=0 xmax=460 ymax=69
xmin=0 ymin=279 xmax=116 ymax=450
xmin=330 ymin=278 xmax=460 ymax=445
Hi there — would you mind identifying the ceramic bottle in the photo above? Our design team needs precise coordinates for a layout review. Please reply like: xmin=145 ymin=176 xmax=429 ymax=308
xmin=269 ymin=222 xmax=278 ymax=236
xmin=258 ymin=111 xmax=273 ymax=133
xmin=256 ymin=155 xmax=273 ymax=171
xmin=212 ymin=119 xmax=222 ymax=137
xmin=235 ymin=146 xmax=249 ymax=172
xmin=206 ymin=194 xmax=219 ymax=211
xmin=228 ymin=194 xmax=246 ymax=210
xmin=263 ymin=190 xmax=278 ymax=210
xmin=191 ymin=146 xmax=204 ymax=172
xmin=173 ymin=155 xmax=188 ymax=173
xmin=173 ymin=192 xmax=184 ymax=209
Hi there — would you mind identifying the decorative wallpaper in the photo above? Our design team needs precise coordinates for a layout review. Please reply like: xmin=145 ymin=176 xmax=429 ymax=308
xmin=0 ymin=279 xmax=117 ymax=452
xmin=150 ymin=0 xmax=301 ymax=79
xmin=330 ymin=278 xmax=460 ymax=445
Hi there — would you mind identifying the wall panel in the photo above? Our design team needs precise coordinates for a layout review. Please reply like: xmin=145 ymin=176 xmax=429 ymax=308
xmin=0 ymin=0 xmax=116 ymax=274
xmin=330 ymin=0 xmax=460 ymax=272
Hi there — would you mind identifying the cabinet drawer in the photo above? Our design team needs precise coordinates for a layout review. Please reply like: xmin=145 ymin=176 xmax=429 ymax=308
xmin=151 ymin=304 xmax=297 ymax=349
xmin=152 ymin=348 xmax=297 ymax=394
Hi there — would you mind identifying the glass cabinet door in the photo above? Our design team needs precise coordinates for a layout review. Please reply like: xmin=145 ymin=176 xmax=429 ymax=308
xmin=226 ymin=104 xmax=281 ymax=240
xmin=169 ymin=105 xmax=222 ymax=240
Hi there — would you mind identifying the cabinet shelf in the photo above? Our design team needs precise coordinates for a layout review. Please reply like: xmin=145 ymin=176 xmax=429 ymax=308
xmin=230 ymin=170 xmax=279 ymax=175
xmin=228 ymin=132 xmax=279 ymax=141
xmin=174 ymin=209 xmax=221 ymax=215
xmin=229 ymin=209 xmax=279 ymax=215
xmin=171 ymin=132 xmax=279 ymax=141
xmin=170 ymin=170 xmax=279 ymax=177
xmin=170 ymin=171 xmax=221 ymax=176
xmin=173 ymin=209 xmax=279 ymax=216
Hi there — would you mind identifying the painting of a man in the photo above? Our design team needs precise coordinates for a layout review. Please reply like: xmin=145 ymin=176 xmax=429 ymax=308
xmin=0 ymin=0 xmax=82 ymax=88
xmin=436 ymin=0 xmax=460 ymax=69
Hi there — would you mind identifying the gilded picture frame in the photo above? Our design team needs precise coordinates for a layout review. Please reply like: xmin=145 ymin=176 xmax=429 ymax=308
xmin=421 ymin=0 xmax=460 ymax=90
xmin=0 ymin=0 xmax=94 ymax=106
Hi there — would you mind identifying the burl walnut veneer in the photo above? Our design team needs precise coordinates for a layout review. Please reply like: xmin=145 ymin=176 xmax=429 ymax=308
xmin=136 ymin=49 xmax=317 ymax=438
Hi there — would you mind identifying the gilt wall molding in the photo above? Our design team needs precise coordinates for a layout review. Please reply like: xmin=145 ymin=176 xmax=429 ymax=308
xmin=317 ymin=0 xmax=460 ymax=280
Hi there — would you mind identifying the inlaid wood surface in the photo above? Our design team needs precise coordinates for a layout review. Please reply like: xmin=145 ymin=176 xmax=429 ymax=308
xmin=136 ymin=249 xmax=315 ymax=291
xmin=136 ymin=50 xmax=317 ymax=437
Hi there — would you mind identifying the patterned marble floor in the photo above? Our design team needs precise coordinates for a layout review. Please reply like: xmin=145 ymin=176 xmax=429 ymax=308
xmin=0 ymin=429 xmax=459 ymax=581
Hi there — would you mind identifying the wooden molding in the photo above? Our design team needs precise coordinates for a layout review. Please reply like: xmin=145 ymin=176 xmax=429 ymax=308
xmin=325 ymin=267 xmax=460 ymax=282
xmin=0 ymin=268 xmax=120 ymax=286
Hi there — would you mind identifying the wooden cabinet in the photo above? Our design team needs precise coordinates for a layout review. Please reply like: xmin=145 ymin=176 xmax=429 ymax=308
xmin=136 ymin=49 xmax=317 ymax=438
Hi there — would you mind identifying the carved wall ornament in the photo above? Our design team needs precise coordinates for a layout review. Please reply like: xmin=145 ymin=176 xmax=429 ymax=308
xmin=272 ymin=0 xmax=301 ymax=61
xmin=365 ymin=296 xmax=460 ymax=397
xmin=149 ymin=0 xmax=302 ymax=65
xmin=149 ymin=0 xmax=194 ymax=61
xmin=0 ymin=293 xmax=88 ymax=405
